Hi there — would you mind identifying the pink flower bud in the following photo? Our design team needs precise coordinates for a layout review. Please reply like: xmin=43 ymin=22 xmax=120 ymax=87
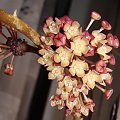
xmin=75 ymin=109 xmax=80 ymax=113
xmin=109 ymin=54 xmax=115 ymax=65
xmin=69 ymin=97 xmax=75 ymax=102
xmin=91 ymin=11 xmax=101 ymax=20
xmin=54 ymin=95 xmax=60 ymax=100
xmin=42 ymin=16 xmax=53 ymax=27
xmin=104 ymin=89 xmax=113 ymax=100
xmin=76 ymin=84 xmax=82 ymax=89
xmin=4 ymin=63 xmax=13 ymax=76
xmin=42 ymin=23 xmax=47 ymax=28
xmin=107 ymin=33 xmax=114 ymax=46
xmin=96 ymin=60 xmax=106 ymax=73
xmin=113 ymin=36 xmax=119 ymax=48
xmin=48 ymin=33 xmax=55 ymax=38
xmin=84 ymin=45 xmax=95 ymax=57
xmin=81 ymin=31 xmax=93 ymax=41
xmin=53 ymin=32 xmax=66 ymax=46
xmin=101 ymin=20 xmax=112 ymax=30
xmin=46 ymin=16 xmax=53 ymax=24
xmin=59 ymin=16 xmax=72 ymax=27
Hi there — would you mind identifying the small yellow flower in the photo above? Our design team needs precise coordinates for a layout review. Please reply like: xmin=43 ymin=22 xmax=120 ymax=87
xmin=57 ymin=100 xmax=65 ymax=110
xmin=100 ymin=73 xmax=111 ymax=81
xmin=71 ymin=36 xmax=89 ymax=56
xmin=91 ymin=30 xmax=107 ymax=47
xmin=66 ymin=100 xmax=74 ymax=110
xmin=81 ymin=105 xmax=89 ymax=116
xmin=82 ymin=70 xmax=101 ymax=89
xmin=50 ymin=95 xmax=65 ymax=109
xmin=97 ymin=44 xmax=112 ymax=60
xmin=63 ymin=21 xmax=80 ymax=39
xmin=47 ymin=65 xmax=64 ymax=81
xmin=74 ymin=99 xmax=81 ymax=109
xmin=69 ymin=58 xmax=89 ymax=77
xmin=63 ymin=76 xmax=77 ymax=92
xmin=61 ymin=91 xmax=69 ymax=100
xmin=73 ymin=88 xmax=80 ymax=97
xmin=99 ymin=73 xmax=112 ymax=86
xmin=57 ymin=76 xmax=78 ymax=94
xmin=80 ymin=85 xmax=89 ymax=95
xmin=43 ymin=17 xmax=59 ymax=34
xmin=41 ymin=36 xmax=53 ymax=46
xmin=38 ymin=49 xmax=54 ymax=66
xmin=56 ymin=88 xmax=62 ymax=95
xmin=58 ymin=81 xmax=64 ymax=89
xmin=54 ymin=46 xmax=72 ymax=67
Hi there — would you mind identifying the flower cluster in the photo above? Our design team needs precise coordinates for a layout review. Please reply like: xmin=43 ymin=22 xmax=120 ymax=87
xmin=37 ymin=11 xmax=119 ymax=118
xmin=0 ymin=9 xmax=119 ymax=119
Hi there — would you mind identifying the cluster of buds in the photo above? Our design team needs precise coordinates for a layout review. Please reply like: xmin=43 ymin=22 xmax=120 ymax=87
xmin=38 ymin=11 xmax=119 ymax=118
xmin=4 ymin=62 xmax=14 ymax=75
xmin=0 ymin=22 xmax=26 ymax=75
xmin=0 ymin=10 xmax=32 ymax=76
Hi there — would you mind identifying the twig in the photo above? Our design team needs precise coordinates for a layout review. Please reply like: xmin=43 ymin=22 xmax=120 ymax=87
xmin=0 ymin=32 xmax=8 ymax=40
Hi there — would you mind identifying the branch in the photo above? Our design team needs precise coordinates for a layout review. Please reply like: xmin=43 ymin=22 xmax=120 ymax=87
xmin=0 ymin=9 xmax=41 ymax=46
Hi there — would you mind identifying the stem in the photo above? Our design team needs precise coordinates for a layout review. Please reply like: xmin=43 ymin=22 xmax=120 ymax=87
xmin=0 ymin=32 xmax=8 ymax=40
xmin=6 ymin=27 xmax=14 ymax=37
xmin=0 ymin=52 xmax=12 ymax=61
xmin=10 ymin=55 xmax=14 ymax=65
xmin=95 ymin=84 xmax=105 ymax=92
xmin=99 ymin=27 xmax=104 ymax=33
xmin=9 ymin=27 xmax=17 ymax=39
xmin=86 ymin=19 xmax=94 ymax=31
xmin=0 ymin=43 xmax=10 ymax=48
xmin=0 ymin=9 xmax=41 ymax=46
xmin=26 ymin=44 xmax=40 ymax=56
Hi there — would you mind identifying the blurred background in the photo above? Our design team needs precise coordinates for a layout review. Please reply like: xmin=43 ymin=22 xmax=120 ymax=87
xmin=0 ymin=0 xmax=120 ymax=120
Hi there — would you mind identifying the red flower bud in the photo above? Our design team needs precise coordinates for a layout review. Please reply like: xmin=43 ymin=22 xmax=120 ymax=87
xmin=81 ymin=31 xmax=93 ymax=41
xmin=76 ymin=84 xmax=83 ymax=89
xmin=109 ymin=54 xmax=115 ymax=65
xmin=101 ymin=20 xmax=112 ymax=30
xmin=84 ymin=45 xmax=95 ymax=57
xmin=96 ymin=60 xmax=106 ymax=73
xmin=104 ymin=89 xmax=113 ymax=100
xmin=107 ymin=33 xmax=114 ymax=46
xmin=91 ymin=11 xmax=101 ymax=20
xmin=53 ymin=32 xmax=66 ymax=46
xmin=59 ymin=16 xmax=72 ymax=27
xmin=4 ymin=63 xmax=13 ymax=76
xmin=54 ymin=95 xmax=60 ymax=100
xmin=48 ymin=33 xmax=55 ymax=38
xmin=69 ymin=97 xmax=75 ymax=102
xmin=113 ymin=36 xmax=119 ymax=48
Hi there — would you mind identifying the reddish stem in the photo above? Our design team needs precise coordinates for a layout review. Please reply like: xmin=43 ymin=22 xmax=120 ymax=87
xmin=0 ymin=43 xmax=10 ymax=48
xmin=0 ymin=32 xmax=8 ymax=40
